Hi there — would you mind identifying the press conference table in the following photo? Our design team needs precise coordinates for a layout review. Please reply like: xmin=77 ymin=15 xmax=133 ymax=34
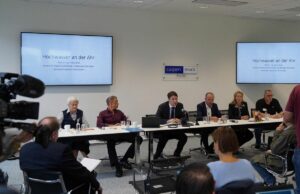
xmin=142 ymin=118 xmax=282 ymax=161
xmin=58 ymin=118 xmax=282 ymax=163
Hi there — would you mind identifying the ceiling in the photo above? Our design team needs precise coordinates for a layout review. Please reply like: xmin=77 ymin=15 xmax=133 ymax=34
xmin=20 ymin=0 xmax=300 ymax=21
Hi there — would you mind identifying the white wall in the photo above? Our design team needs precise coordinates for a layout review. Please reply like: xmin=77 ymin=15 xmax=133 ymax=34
xmin=0 ymin=0 xmax=299 ymax=125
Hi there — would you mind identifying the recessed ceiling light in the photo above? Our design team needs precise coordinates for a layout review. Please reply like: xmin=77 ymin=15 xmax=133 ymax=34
xmin=133 ymin=0 xmax=143 ymax=3
xmin=255 ymin=10 xmax=265 ymax=14
xmin=199 ymin=6 xmax=208 ymax=8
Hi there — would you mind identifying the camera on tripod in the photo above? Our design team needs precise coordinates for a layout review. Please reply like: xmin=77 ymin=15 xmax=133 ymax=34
xmin=0 ymin=72 xmax=45 ymax=133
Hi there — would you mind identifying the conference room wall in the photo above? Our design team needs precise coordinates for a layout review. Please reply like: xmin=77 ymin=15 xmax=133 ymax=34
xmin=0 ymin=0 xmax=299 ymax=125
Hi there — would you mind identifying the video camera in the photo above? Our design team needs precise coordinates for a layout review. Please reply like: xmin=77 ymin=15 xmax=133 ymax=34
xmin=0 ymin=72 xmax=45 ymax=133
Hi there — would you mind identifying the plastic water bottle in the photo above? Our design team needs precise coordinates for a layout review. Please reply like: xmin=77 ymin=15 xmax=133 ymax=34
xmin=76 ymin=119 xmax=80 ymax=133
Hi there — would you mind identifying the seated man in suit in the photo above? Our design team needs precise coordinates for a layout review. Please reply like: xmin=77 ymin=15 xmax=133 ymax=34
xmin=97 ymin=96 xmax=143 ymax=177
xmin=254 ymin=89 xmax=283 ymax=149
xmin=57 ymin=96 xmax=90 ymax=158
xmin=19 ymin=116 xmax=102 ymax=194
xmin=251 ymin=122 xmax=296 ymax=186
xmin=154 ymin=91 xmax=188 ymax=159
xmin=197 ymin=92 xmax=222 ymax=153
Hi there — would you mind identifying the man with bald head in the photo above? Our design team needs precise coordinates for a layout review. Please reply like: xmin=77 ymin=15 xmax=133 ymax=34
xmin=255 ymin=90 xmax=283 ymax=149
xmin=196 ymin=92 xmax=221 ymax=153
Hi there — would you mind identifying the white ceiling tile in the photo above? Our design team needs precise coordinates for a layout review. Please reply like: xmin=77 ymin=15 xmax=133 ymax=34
xmin=17 ymin=0 xmax=300 ymax=21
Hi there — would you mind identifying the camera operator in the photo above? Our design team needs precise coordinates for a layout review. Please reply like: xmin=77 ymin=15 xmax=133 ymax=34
xmin=0 ymin=72 xmax=45 ymax=193
xmin=0 ymin=73 xmax=44 ymax=161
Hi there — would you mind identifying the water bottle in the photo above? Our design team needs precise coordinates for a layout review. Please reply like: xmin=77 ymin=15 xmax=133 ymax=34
xmin=76 ymin=119 xmax=80 ymax=133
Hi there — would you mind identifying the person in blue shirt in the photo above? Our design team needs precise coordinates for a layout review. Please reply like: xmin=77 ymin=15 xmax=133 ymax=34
xmin=208 ymin=126 xmax=257 ymax=189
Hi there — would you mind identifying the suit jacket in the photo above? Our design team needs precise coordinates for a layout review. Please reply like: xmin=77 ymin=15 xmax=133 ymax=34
xmin=228 ymin=101 xmax=249 ymax=119
xmin=197 ymin=101 xmax=221 ymax=121
xmin=156 ymin=101 xmax=185 ymax=124
xmin=19 ymin=142 xmax=100 ymax=191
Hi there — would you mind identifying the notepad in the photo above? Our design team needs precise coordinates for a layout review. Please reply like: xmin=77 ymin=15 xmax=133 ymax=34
xmin=126 ymin=127 xmax=142 ymax=132
xmin=80 ymin=158 xmax=101 ymax=172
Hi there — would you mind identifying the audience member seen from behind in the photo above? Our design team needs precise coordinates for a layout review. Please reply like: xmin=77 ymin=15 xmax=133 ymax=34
xmin=176 ymin=162 xmax=215 ymax=194
xmin=96 ymin=96 xmax=143 ymax=177
xmin=251 ymin=121 xmax=296 ymax=186
xmin=57 ymin=96 xmax=90 ymax=158
xmin=197 ymin=92 xmax=222 ymax=154
xmin=228 ymin=91 xmax=253 ymax=147
xmin=285 ymin=85 xmax=300 ymax=194
xmin=208 ymin=127 xmax=256 ymax=189
xmin=19 ymin=117 xmax=102 ymax=194
xmin=154 ymin=91 xmax=188 ymax=159
xmin=254 ymin=89 xmax=283 ymax=149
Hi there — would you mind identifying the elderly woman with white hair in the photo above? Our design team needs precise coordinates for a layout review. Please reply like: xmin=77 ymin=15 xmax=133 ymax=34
xmin=57 ymin=96 xmax=90 ymax=158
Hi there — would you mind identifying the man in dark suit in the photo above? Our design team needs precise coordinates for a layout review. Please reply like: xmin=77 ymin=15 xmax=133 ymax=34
xmin=197 ymin=92 xmax=222 ymax=153
xmin=19 ymin=117 xmax=102 ymax=194
xmin=154 ymin=91 xmax=188 ymax=159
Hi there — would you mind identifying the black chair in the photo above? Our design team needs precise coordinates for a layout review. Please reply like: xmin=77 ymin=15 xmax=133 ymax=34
xmin=216 ymin=179 xmax=255 ymax=194
xmin=188 ymin=111 xmax=208 ymax=155
xmin=265 ymin=143 xmax=295 ymax=184
xmin=23 ymin=170 xmax=85 ymax=194
xmin=131 ymin=156 xmax=190 ymax=194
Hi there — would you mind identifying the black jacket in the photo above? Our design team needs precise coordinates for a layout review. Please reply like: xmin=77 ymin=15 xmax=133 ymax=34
xmin=19 ymin=142 xmax=100 ymax=191
xmin=156 ymin=101 xmax=185 ymax=124
xmin=197 ymin=101 xmax=221 ymax=121
xmin=228 ymin=101 xmax=249 ymax=119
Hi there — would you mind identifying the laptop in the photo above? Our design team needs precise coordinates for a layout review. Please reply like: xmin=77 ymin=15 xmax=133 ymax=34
xmin=256 ymin=189 xmax=294 ymax=194
xmin=142 ymin=117 xmax=160 ymax=128
xmin=255 ymin=184 xmax=294 ymax=194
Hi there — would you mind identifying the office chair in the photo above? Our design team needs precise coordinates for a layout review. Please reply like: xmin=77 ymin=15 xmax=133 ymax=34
xmin=23 ymin=170 xmax=85 ymax=194
xmin=131 ymin=156 xmax=190 ymax=194
xmin=216 ymin=179 xmax=255 ymax=194
xmin=265 ymin=143 xmax=295 ymax=184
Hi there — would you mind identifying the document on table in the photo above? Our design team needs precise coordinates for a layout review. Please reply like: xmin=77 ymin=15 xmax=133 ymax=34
xmin=80 ymin=158 xmax=101 ymax=172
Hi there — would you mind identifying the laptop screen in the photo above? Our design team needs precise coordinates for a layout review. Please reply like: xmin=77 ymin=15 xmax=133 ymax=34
xmin=256 ymin=189 xmax=295 ymax=194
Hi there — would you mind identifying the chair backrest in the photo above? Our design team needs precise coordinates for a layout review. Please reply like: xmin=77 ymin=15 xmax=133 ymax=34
xmin=216 ymin=179 xmax=255 ymax=194
xmin=23 ymin=170 xmax=67 ymax=194
xmin=145 ymin=114 xmax=156 ymax=117
xmin=188 ymin=111 xmax=197 ymax=122
xmin=220 ymin=109 xmax=228 ymax=116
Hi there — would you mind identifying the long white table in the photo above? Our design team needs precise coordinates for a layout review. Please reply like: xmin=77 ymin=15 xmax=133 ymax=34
xmin=58 ymin=126 xmax=135 ymax=141
xmin=142 ymin=118 xmax=282 ymax=162
xmin=58 ymin=118 xmax=282 ymax=164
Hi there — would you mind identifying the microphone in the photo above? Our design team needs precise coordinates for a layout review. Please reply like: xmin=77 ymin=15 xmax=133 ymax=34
xmin=11 ymin=75 xmax=45 ymax=98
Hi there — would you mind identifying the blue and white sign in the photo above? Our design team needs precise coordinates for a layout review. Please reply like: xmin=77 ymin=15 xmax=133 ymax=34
xmin=184 ymin=66 xmax=197 ymax=74
xmin=165 ymin=66 xmax=184 ymax=74
xmin=164 ymin=65 xmax=197 ymax=74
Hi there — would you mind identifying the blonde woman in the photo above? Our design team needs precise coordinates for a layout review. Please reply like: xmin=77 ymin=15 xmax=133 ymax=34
xmin=228 ymin=91 xmax=253 ymax=146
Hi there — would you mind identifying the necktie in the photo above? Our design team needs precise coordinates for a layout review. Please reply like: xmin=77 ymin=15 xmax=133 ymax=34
xmin=172 ymin=107 xmax=176 ymax=118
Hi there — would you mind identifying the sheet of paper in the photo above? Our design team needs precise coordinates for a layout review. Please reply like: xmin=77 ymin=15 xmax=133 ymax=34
xmin=80 ymin=158 xmax=101 ymax=172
